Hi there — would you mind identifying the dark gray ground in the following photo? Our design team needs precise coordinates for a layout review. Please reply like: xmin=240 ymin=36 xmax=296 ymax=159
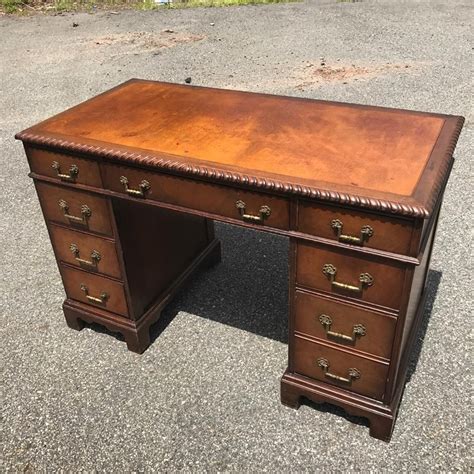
xmin=1 ymin=0 xmax=473 ymax=471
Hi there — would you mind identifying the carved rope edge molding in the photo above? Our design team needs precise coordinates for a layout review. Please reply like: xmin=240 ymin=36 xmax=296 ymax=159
xmin=16 ymin=118 xmax=464 ymax=219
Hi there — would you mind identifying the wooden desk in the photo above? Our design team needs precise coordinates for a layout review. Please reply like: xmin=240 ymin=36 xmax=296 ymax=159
xmin=16 ymin=79 xmax=464 ymax=441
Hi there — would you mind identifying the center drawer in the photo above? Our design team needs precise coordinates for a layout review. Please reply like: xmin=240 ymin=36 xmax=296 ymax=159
xmin=101 ymin=164 xmax=290 ymax=230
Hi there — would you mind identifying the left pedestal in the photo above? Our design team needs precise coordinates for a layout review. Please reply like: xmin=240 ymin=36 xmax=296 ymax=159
xmin=34 ymin=179 xmax=220 ymax=354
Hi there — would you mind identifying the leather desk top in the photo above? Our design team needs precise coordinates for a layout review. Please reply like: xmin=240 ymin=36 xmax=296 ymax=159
xmin=16 ymin=79 xmax=464 ymax=218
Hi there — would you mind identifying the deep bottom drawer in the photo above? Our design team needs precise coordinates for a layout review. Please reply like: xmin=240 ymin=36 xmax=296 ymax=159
xmin=293 ymin=335 xmax=389 ymax=400
xmin=60 ymin=265 xmax=129 ymax=318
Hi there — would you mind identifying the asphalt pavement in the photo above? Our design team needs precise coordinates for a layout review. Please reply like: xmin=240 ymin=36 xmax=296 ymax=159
xmin=1 ymin=0 xmax=472 ymax=471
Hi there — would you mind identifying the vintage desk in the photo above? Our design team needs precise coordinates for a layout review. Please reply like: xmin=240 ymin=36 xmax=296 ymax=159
xmin=16 ymin=80 xmax=464 ymax=441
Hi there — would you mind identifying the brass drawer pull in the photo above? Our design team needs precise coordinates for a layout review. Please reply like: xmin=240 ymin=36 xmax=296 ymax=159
xmin=331 ymin=219 xmax=373 ymax=245
xmin=119 ymin=176 xmax=151 ymax=197
xmin=317 ymin=357 xmax=361 ymax=384
xmin=319 ymin=314 xmax=366 ymax=343
xmin=235 ymin=200 xmax=271 ymax=223
xmin=52 ymin=161 xmax=79 ymax=181
xmin=58 ymin=199 xmax=91 ymax=224
xmin=80 ymin=284 xmax=108 ymax=304
xmin=70 ymin=243 xmax=101 ymax=267
xmin=322 ymin=263 xmax=374 ymax=294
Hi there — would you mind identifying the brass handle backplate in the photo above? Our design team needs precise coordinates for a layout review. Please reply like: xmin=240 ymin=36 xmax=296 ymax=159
xmin=322 ymin=263 xmax=374 ymax=294
xmin=317 ymin=357 xmax=361 ymax=384
xmin=319 ymin=314 xmax=366 ymax=343
xmin=52 ymin=161 xmax=79 ymax=181
xmin=331 ymin=219 xmax=373 ymax=245
xmin=58 ymin=199 xmax=91 ymax=224
xmin=120 ymin=176 xmax=151 ymax=197
xmin=80 ymin=284 xmax=108 ymax=304
xmin=70 ymin=243 xmax=101 ymax=267
xmin=235 ymin=200 xmax=271 ymax=223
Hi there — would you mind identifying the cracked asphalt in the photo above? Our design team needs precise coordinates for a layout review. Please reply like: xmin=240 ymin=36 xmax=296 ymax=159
xmin=1 ymin=0 xmax=472 ymax=471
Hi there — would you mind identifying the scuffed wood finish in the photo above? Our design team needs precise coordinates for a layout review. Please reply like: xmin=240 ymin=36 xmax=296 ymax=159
xmin=294 ymin=290 xmax=396 ymax=360
xmin=16 ymin=79 xmax=464 ymax=218
xmin=35 ymin=181 xmax=113 ymax=236
xmin=16 ymin=80 xmax=464 ymax=442
xmin=26 ymin=146 xmax=102 ymax=188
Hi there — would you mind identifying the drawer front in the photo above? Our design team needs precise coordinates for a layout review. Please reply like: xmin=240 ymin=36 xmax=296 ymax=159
xmin=49 ymin=225 xmax=122 ymax=279
xmin=298 ymin=201 xmax=415 ymax=256
xmin=294 ymin=290 xmax=396 ymax=359
xmin=102 ymin=164 xmax=290 ymax=230
xmin=27 ymin=147 xmax=102 ymax=188
xmin=35 ymin=181 xmax=113 ymax=236
xmin=296 ymin=242 xmax=406 ymax=310
xmin=293 ymin=336 xmax=388 ymax=400
xmin=61 ymin=265 xmax=128 ymax=317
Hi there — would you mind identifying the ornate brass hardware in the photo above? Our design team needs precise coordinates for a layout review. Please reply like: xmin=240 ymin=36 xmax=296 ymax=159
xmin=70 ymin=243 xmax=101 ymax=267
xmin=119 ymin=176 xmax=151 ymax=197
xmin=80 ymin=284 xmax=108 ymax=304
xmin=322 ymin=263 xmax=374 ymax=294
xmin=235 ymin=200 xmax=271 ymax=223
xmin=51 ymin=161 xmax=79 ymax=181
xmin=317 ymin=357 xmax=361 ymax=384
xmin=58 ymin=199 xmax=91 ymax=224
xmin=318 ymin=314 xmax=366 ymax=343
xmin=331 ymin=219 xmax=373 ymax=245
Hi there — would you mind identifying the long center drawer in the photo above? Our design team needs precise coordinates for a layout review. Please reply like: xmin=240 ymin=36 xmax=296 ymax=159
xmin=101 ymin=163 xmax=290 ymax=230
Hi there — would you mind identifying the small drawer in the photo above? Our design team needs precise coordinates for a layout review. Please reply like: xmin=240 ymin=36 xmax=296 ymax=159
xmin=296 ymin=241 xmax=406 ymax=311
xmin=294 ymin=290 xmax=396 ymax=359
xmin=35 ymin=181 xmax=113 ymax=236
xmin=49 ymin=225 xmax=122 ymax=279
xmin=298 ymin=201 xmax=415 ymax=256
xmin=293 ymin=335 xmax=388 ymax=400
xmin=60 ymin=265 xmax=128 ymax=317
xmin=26 ymin=146 xmax=102 ymax=188
xmin=102 ymin=164 xmax=290 ymax=230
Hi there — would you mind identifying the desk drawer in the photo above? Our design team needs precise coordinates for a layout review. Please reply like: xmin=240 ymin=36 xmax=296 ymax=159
xmin=61 ymin=265 xmax=128 ymax=317
xmin=293 ymin=336 xmax=388 ymax=400
xmin=102 ymin=164 xmax=289 ymax=230
xmin=294 ymin=290 xmax=396 ymax=359
xmin=296 ymin=241 xmax=406 ymax=311
xmin=35 ymin=182 xmax=113 ymax=236
xmin=49 ymin=225 xmax=122 ymax=279
xmin=27 ymin=147 xmax=102 ymax=188
xmin=298 ymin=201 xmax=415 ymax=256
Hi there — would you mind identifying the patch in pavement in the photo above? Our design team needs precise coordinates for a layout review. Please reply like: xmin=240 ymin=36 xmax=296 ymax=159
xmin=91 ymin=31 xmax=206 ymax=51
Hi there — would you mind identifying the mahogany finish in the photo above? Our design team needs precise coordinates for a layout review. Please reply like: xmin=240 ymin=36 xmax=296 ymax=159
xmin=16 ymin=79 xmax=464 ymax=442
xmin=294 ymin=290 xmax=396 ymax=360
xmin=296 ymin=241 xmax=407 ymax=310
xmin=49 ymin=224 xmax=122 ymax=279
xmin=293 ymin=335 xmax=389 ymax=400
xmin=298 ymin=201 xmax=416 ymax=256
xmin=60 ymin=264 xmax=129 ymax=317
xmin=102 ymin=163 xmax=290 ymax=230
xmin=27 ymin=147 xmax=102 ymax=188
xmin=36 ymin=181 xmax=113 ymax=236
